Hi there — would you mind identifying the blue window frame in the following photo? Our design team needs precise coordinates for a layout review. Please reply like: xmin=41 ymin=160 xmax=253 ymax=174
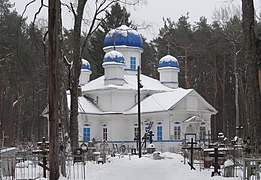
xmin=130 ymin=57 xmax=136 ymax=70
xmin=157 ymin=122 xmax=162 ymax=141
xmin=83 ymin=127 xmax=90 ymax=141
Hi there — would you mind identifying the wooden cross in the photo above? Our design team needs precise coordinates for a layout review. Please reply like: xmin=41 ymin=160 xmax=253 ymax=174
xmin=182 ymin=138 xmax=202 ymax=170
xmin=209 ymin=147 xmax=224 ymax=176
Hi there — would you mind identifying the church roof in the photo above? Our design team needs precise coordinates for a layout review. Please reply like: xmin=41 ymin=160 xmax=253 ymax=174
xmin=67 ymin=96 xmax=102 ymax=114
xmin=158 ymin=55 xmax=179 ymax=69
xmin=125 ymin=88 xmax=192 ymax=114
xmin=125 ymin=89 xmax=217 ymax=114
xmin=81 ymin=74 xmax=173 ymax=92
xmin=81 ymin=59 xmax=91 ymax=71
xmin=104 ymin=25 xmax=143 ymax=49
xmin=103 ymin=50 xmax=125 ymax=64
xmin=76 ymin=74 xmax=217 ymax=115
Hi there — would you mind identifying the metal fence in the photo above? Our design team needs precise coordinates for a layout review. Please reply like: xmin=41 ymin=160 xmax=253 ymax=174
xmin=0 ymin=153 xmax=104 ymax=179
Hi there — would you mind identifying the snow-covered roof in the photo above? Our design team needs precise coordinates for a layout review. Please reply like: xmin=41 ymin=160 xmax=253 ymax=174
xmin=125 ymin=88 xmax=193 ymax=114
xmin=67 ymin=96 xmax=102 ymax=114
xmin=103 ymin=50 xmax=125 ymax=64
xmin=183 ymin=116 xmax=206 ymax=123
xmin=81 ymin=59 xmax=91 ymax=71
xmin=158 ymin=55 xmax=179 ymax=69
xmin=104 ymin=25 xmax=143 ymax=48
xmin=81 ymin=74 xmax=173 ymax=93
xmin=224 ymin=159 xmax=234 ymax=167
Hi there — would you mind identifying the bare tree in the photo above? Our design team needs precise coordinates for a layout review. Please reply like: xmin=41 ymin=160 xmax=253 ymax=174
xmin=67 ymin=0 xmax=141 ymax=150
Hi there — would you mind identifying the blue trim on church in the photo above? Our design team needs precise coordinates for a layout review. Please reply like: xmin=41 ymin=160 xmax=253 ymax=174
xmin=104 ymin=56 xmax=125 ymax=63
xmin=104 ymin=32 xmax=143 ymax=48
xmin=159 ymin=60 xmax=179 ymax=68
xmin=81 ymin=63 xmax=91 ymax=70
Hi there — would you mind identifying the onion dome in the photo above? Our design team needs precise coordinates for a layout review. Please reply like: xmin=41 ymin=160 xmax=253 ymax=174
xmin=81 ymin=59 xmax=91 ymax=71
xmin=103 ymin=50 xmax=125 ymax=63
xmin=159 ymin=55 xmax=179 ymax=68
xmin=104 ymin=25 xmax=143 ymax=48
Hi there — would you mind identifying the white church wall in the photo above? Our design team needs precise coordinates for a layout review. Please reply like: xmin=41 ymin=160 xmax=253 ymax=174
xmin=104 ymin=46 xmax=142 ymax=74
xmin=78 ymin=111 xmax=212 ymax=153
xmin=111 ymin=91 xmax=136 ymax=112
xmin=85 ymin=90 xmax=153 ymax=115
xmin=159 ymin=68 xmax=179 ymax=82
xmin=118 ymin=47 xmax=142 ymax=74
xmin=86 ymin=90 xmax=137 ymax=112
xmin=98 ymin=92 xmax=112 ymax=111
xmin=185 ymin=95 xmax=198 ymax=111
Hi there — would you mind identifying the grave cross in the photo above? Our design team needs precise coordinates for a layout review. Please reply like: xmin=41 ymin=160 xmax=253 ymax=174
xmin=182 ymin=138 xmax=201 ymax=170
xmin=148 ymin=131 xmax=154 ymax=144
xmin=209 ymin=147 xmax=224 ymax=176
xmin=33 ymin=137 xmax=49 ymax=178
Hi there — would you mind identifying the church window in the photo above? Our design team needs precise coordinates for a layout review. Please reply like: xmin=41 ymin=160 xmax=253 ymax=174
xmin=134 ymin=124 xmax=138 ymax=140
xmin=174 ymin=126 xmax=181 ymax=140
xmin=199 ymin=126 xmax=206 ymax=140
xmin=103 ymin=127 xmax=107 ymax=141
xmin=157 ymin=122 xmax=162 ymax=141
xmin=83 ymin=126 xmax=90 ymax=142
xmin=130 ymin=57 xmax=136 ymax=70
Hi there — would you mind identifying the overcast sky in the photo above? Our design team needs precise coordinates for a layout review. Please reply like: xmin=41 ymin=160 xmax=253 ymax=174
xmin=9 ymin=0 xmax=248 ymax=40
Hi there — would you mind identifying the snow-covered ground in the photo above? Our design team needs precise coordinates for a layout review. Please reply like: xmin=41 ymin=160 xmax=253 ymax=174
xmin=9 ymin=151 xmax=244 ymax=179
xmin=57 ymin=152 xmax=240 ymax=180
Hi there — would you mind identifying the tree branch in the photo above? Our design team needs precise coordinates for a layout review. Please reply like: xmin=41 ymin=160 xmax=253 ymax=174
xmin=70 ymin=2 xmax=77 ymax=19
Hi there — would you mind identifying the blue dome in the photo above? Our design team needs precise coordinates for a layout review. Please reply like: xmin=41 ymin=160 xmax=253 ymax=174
xmin=103 ymin=50 xmax=125 ymax=63
xmin=104 ymin=25 xmax=143 ymax=48
xmin=159 ymin=55 xmax=179 ymax=68
xmin=81 ymin=59 xmax=91 ymax=71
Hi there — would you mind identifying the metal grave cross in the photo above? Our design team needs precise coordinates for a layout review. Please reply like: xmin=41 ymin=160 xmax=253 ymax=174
xmin=148 ymin=130 xmax=154 ymax=144
xmin=209 ymin=147 xmax=224 ymax=176
xmin=182 ymin=138 xmax=201 ymax=170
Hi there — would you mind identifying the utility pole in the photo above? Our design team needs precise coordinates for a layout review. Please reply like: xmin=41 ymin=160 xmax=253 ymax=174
xmin=48 ymin=0 xmax=59 ymax=179
xmin=137 ymin=66 xmax=142 ymax=158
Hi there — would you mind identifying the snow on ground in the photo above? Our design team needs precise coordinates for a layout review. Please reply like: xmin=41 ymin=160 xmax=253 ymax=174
xmin=58 ymin=152 xmax=240 ymax=180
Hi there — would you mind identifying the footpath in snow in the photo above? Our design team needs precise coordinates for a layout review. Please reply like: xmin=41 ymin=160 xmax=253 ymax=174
xmin=58 ymin=152 xmax=240 ymax=180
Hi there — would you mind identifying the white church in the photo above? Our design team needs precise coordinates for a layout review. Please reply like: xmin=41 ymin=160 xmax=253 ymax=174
xmin=74 ymin=25 xmax=217 ymax=152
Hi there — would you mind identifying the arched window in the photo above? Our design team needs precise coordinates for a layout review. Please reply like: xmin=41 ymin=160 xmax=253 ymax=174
xmin=157 ymin=122 xmax=162 ymax=141
xmin=174 ymin=121 xmax=181 ymax=140
xmin=83 ymin=124 xmax=90 ymax=142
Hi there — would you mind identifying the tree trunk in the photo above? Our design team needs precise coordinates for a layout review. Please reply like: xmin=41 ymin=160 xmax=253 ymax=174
xmin=69 ymin=0 xmax=87 ymax=150
xmin=233 ymin=44 xmax=240 ymax=137
xmin=48 ymin=0 xmax=59 ymax=178
xmin=242 ymin=0 xmax=261 ymax=144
